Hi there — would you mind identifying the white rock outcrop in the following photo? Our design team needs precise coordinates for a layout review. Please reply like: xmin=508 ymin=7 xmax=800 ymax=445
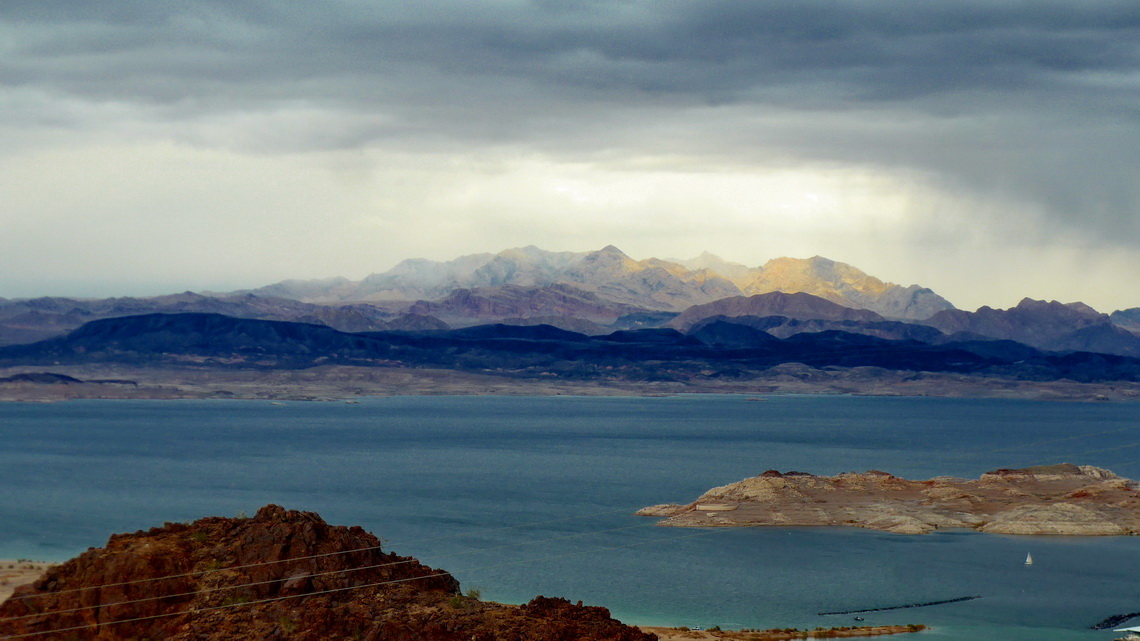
xmin=640 ymin=465 xmax=1140 ymax=536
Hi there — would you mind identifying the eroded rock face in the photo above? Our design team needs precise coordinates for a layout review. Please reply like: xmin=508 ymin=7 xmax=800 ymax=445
xmin=0 ymin=505 xmax=654 ymax=641
xmin=638 ymin=465 xmax=1140 ymax=536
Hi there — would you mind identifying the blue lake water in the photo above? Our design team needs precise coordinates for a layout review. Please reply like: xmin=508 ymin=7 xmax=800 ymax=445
xmin=2 ymin=395 xmax=1140 ymax=640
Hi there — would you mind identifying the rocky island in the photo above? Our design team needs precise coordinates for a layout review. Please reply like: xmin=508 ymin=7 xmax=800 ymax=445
xmin=637 ymin=464 xmax=1140 ymax=535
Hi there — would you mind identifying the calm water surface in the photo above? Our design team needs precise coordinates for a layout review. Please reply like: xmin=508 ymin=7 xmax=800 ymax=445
xmin=2 ymin=395 xmax=1139 ymax=640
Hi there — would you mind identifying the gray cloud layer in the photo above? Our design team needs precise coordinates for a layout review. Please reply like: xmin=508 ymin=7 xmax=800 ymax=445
xmin=2 ymin=1 xmax=1137 ymax=302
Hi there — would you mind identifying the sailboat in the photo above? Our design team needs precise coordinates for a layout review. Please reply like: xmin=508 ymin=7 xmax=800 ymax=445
xmin=1025 ymin=552 xmax=1033 ymax=565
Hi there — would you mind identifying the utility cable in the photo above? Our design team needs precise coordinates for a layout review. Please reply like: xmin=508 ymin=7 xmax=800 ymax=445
xmin=4 ymin=506 xmax=634 ymax=603
xmin=0 ymin=527 xmax=730 ymax=640
xmin=0 ymin=521 xmax=658 ymax=621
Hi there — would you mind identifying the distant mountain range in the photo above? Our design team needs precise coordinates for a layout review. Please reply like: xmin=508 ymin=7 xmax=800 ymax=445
xmin=0 ymin=246 xmax=1137 ymax=377
xmin=3 ymin=311 xmax=1137 ymax=384
xmin=243 ymin=245 xmax=955 ymax=320
xmin=925 ymin=299 xmax=1140 ymax=357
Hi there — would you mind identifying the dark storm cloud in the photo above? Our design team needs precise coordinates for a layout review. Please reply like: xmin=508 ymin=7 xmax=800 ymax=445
xmin=2 ymin=1 xmax=1138 ymax=242
xmin=6 ymin=1 xmax=1135 ymax=106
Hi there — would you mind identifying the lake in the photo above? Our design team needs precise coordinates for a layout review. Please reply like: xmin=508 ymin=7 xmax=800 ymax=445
xmin=2 ymin=395 xmax=1140 ymax=640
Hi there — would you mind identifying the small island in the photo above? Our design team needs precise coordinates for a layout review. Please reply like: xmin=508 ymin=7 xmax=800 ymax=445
xmin=637 ymin=464 xmax=1140 ymax=535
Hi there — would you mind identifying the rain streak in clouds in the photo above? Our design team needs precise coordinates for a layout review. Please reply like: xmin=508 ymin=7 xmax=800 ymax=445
xmin=0 ymin=1 xmax=1137 ymax=311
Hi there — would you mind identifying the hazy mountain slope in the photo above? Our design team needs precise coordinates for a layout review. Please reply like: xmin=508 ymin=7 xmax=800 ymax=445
xmin=404 ymin=283 xmax=648 ymax=325
xmin=672 ymin=253 xmax=954 ymax=319
xmin=469 ymin=245 xmax=585 ymax=288
xmin=348 ymin=246 xmax=596 ymax=302
xmin=1112 ymin=308 xmax=1140 ymax=333
xmin=330 ymin=247 xmax=589 ymax=303
xmin=250 ymin=246 xmax=952 ymax=319
xmin=736 ymin=256 xmax=953 ymax=320
xmin=673 ymin=251 xmax=756 ymax=282
xmin=382 ymin=314 xmax=451 ymax=332
xmin=686 ymin=314 xmax=947 ymax=342
xmin=497 ymin=316 xmax=610 ymax=335
xmin=351 ymin=252 xmax=498 ymax=301
xmin=558 ymin=245 xmax=742 ymax=310
xmin=669 ymin=292 xmax=884 ymax=332
xmin=1049 ymin=324 xmax=1140 ymax=358
xmin=928 ymin=298 xmax=1105 ymax=336
xmin=0 ymin=293 xmax=414 ymax=346
xmin=687 ymin=319 xmax=783 ymax=349
xmin=0 ymin=313 xmax=396 ymax=367
xmin=266 ymin=245 xmax=744 ymax=311
xmin=240 ymin=276 xmax=354 ymax=301
xmin=926 ymin=298 xmax=1140 ymax=357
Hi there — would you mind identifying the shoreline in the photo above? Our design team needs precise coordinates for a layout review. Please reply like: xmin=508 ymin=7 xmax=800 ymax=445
xmin=638 ymin=625 xmax=928 ymax=640
xmin=2 ymin=364 xmax=1138 ymax=403
xmin=0 ymin=560 xmax=52 ymax=602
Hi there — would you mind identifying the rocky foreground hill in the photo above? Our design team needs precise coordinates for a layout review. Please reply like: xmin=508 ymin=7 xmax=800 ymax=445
xmin=638 ymin=464 xmax=1140 ymax=535
xmin=0 ymin=505 xmax=653 ymax=641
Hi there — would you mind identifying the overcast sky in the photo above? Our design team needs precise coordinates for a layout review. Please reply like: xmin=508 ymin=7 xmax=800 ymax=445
xmin=1 ymin=1 xmax=1137 ymax=312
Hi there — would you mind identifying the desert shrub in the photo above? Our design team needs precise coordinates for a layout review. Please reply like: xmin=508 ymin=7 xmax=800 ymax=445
xmin=220 ymin=593 xmax=251 ymax=606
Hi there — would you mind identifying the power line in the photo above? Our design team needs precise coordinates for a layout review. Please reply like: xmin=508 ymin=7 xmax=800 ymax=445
xmin=4 ymin=506 xmax=633 ymax=603
xmin=0 ymin=570 xmax=449 ymax=640
xmin=0 ymin=527 xmax=730 ymax=640
xmin=0 ymin=521 xmax=658 ymax=622
xmin=0 ymin=558 xmax=417 ymax=623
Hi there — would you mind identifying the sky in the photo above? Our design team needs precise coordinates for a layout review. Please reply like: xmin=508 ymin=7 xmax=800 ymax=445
xmin=1 ymin=1 xmax=1137 ymax=312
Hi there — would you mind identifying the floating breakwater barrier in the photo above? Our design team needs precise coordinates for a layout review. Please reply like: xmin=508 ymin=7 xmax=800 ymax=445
xmin=818 ymin=595 xmax=981 ymax=616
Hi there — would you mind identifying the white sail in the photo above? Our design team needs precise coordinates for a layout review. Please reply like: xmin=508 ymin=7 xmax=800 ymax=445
xmin=1025 ymin=552 xmax=1033 ymax=565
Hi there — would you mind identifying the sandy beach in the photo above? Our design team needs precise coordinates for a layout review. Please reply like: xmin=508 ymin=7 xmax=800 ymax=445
xmin=0 ymin=560 xmax=51 ymax=602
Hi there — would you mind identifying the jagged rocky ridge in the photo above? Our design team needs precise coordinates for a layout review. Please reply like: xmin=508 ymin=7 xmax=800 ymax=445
xmin=0 ymin=505 xmax=653 ymax=641
xmin=637 ymin=464 xmax=1140 ymax=535
xmin=250 ymin=246 xmax=954 ymax=320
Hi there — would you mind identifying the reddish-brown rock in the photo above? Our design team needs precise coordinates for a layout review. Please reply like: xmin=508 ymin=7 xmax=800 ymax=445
xmin=0 ymin=505 xmax=654 ymax=641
